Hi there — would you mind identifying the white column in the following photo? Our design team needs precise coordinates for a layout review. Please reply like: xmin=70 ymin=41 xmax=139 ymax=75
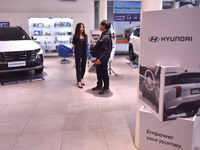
xmin=99 ymin=0 xmax=107 ymax=23
xmin=141 ymin=0 xmax=163 ymax=12
xmin=174 ymin=1 xmax=180 ymax=9
xmin=134 ymin=0 xmax=163 ymax=149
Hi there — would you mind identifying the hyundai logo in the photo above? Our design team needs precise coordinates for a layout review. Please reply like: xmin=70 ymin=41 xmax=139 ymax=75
xmin=148 ymin=36 xmax=159 ymax=42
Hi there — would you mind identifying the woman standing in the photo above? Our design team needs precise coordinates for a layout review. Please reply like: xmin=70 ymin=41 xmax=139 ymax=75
xmin=73 ymin=23 xmax=88 ymax=88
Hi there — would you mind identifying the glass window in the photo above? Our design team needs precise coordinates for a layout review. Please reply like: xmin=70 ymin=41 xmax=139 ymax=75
xmin=180 ymin=73 xmax=200 ymax=84
xmin=163 ymin=2 xmax=174 ymax=9
xmin=165 ymin=75 xmax=179 ymax=86
xmin=94 ymin=1 xmax=113 ymax=29
xmin=180 ymin=0 xmax=200 ymax=8
xmin=165 ymin=73 xmax=200 ymax=86
xmin=133 ymin=28 xmax=140 ymax=37
xmin=94 ymin=1 xmax=99 ymax=29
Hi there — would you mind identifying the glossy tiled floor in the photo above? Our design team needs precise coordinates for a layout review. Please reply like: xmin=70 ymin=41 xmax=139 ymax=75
xmin=0 ymin=55 xmax=199 ymax=150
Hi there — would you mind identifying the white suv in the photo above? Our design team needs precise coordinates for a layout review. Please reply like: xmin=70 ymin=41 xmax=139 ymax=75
xmin=129 ymin=26 xmax=140 ymax=61
xmin=0 ymin=26 xmax=44 ymax=73
xmin=164 ymin=71 xmax=200 ymax=120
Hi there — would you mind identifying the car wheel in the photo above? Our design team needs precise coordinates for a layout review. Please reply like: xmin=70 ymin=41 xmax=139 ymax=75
xmin=129 ymin=44 xmax=136 ymax=61
xmin=34 ymin=67 xmax=44 ymax=74
xmin=185 ymin=108 xmax=199 ymax=117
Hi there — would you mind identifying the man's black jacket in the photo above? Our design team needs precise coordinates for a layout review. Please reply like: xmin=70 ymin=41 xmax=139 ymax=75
xmin=94 ymin=30 xmax=112 ymax=63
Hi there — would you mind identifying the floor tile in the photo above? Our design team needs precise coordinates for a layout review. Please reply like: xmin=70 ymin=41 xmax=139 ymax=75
xmin=0 ymin=134 xmax=20 ymax=150
xmin=13 ymin=132 xmax=62 ymax=150
xmin=63 ymin=113 xmax=103 ymax=131
xmin=23 ymin=114 xmax=65 ymax=133
xmin=0 ymin=97 xmax=13 ymax=105
xmin=66 ymin=99 xmax=98 ymax=114
xmin=0 ymin=115 xmax=30 ymax=134
xmin=40 ymin=93 xmax=69 ymax=104
xmin=10 ymin=94 xmax=43 ymax=104
xmin=0 ymin=104 xmax=8 ymax=112
xmin=0 ymin=103 xmax=37 ymax=116
xmin=100 ymin=110 xmax=136 ymax=133
xmin=105 ymin=128 xmax=136 ymax=150
xmin=61 ymin=130 xmax=108 ymax=150
xmin=97 ymin=99 xmax=132 ymax=112
xmin=33 ymin=102 xmax=66 ymax=115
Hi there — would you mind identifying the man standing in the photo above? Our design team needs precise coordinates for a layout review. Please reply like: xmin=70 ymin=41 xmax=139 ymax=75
xmin=92 ymin=20 xmax=112 ymax=94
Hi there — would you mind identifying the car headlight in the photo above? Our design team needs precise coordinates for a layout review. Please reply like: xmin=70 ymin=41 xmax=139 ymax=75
xmin=36 ymin=54 xmax=43 ymax=60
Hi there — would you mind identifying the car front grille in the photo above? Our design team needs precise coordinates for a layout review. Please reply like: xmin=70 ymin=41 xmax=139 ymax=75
xmin=0 ymin=49 xmax=40 ymax=62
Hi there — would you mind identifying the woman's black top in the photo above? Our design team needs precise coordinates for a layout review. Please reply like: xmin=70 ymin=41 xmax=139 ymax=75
xmin=80 ymin=39 xmax=86 ymax=56
xmin=72 ymin=35 xmax=87 ymax=56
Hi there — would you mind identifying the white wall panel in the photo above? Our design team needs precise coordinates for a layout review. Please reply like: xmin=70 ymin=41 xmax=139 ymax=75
xmin=0 ymin=12 xmax=92 ymax=40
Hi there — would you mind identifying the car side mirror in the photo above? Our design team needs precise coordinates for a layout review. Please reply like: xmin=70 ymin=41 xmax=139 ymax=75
xmin=31 ymin=36 xmax=37 ymax=40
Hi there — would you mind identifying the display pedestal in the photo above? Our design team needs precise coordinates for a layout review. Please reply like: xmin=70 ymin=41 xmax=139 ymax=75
xmin=139 ymin=106 xmax=199 ymax=150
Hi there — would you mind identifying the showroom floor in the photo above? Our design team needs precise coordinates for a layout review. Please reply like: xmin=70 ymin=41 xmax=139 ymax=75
xmin=0 ymin=55 xmax=199 ymax=150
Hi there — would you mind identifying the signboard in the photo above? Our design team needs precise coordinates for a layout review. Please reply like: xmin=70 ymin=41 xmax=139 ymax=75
xmin=0 ymin=22 xmax=10 ymax=26
xmin=139 ymin=7 xmax=200 ymax=121
xmin=139 ymin=107 xmax=198 ymax=150
xmin=113 ymin=1 xmax=141 ymax=40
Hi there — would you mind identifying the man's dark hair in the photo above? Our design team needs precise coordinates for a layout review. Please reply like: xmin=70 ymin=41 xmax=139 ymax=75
xmin=100 ymin=20 xmax=111 ymax=31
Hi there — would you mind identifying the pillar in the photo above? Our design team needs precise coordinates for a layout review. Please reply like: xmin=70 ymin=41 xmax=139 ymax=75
xmin=141 ymin=0 xmax=163 ymax=12
xmin=134 ymin=0 xmax=163 ymax=149
xmin=99 ymin=0 xmax=107 ymax=23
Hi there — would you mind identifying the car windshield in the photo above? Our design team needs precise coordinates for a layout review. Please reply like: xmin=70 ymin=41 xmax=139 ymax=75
xmin=134 ymin=28 xmax=140 ymax=37
xmin=165 ymin=73 xmax=200 ymax=86
xmin=0 ymin=27 xmax=31 ymax=41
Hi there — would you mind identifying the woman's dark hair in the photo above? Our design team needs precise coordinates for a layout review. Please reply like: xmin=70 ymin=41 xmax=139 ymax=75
xmin=100 ymin=20 xmax=111 ymax=31
xmin=74 ymin=23 xmax=88 ymax=40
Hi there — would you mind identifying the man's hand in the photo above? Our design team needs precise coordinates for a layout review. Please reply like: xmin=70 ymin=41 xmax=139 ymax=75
xmin=95 ymin=59 xmax=101 ymax=65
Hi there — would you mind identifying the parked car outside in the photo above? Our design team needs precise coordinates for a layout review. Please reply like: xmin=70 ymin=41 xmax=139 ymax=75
xmin=0 ymin=26 xmax=44 ymax=73
xmin=129 ymin=26 xmax=140 ymax=61
xmin=164 ymin=71 xmax=200 ymax=120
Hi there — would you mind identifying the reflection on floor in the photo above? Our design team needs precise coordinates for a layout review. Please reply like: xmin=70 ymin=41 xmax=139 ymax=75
xmin=0 ymin=55 xmax=199 ymax=150
xmin=1 ymin=77 xmax=45 ymax=86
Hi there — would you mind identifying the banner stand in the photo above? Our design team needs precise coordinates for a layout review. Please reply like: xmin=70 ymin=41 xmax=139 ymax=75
xmin=138 ymin=106 xmax=199 ymax=150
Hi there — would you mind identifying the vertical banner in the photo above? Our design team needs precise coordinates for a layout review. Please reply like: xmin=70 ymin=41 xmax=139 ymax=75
xmin=139 ymin=7 xmax=200 ymax=122
xmin=113 ymin=1 xmax=141 ymax=42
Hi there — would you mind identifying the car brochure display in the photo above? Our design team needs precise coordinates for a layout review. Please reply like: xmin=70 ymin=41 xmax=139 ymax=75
xmin=139 ymin=7 xmax=200 ymax=122
xmin=139 ymin=65 xmax=163 ymax=120
xmin=163 ymin=66 xmax=200 ymax=121
xmin=28 ymin=18 xmax=73 ymax=54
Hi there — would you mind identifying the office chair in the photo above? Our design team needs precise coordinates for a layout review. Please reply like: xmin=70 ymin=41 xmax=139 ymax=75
xmin=57 ymin=44 xmax=73 ymax=64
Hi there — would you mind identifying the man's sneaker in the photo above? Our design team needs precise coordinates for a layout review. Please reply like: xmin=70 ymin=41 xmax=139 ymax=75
xmin=99 ymin=89 xmax=110 ymax=94
xmin=92 ymin=86 xmax=103 ymax=91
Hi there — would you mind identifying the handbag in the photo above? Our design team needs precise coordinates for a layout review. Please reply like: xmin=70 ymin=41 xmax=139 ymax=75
xmin=89 ymin=44 xmax=98 ymax=57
